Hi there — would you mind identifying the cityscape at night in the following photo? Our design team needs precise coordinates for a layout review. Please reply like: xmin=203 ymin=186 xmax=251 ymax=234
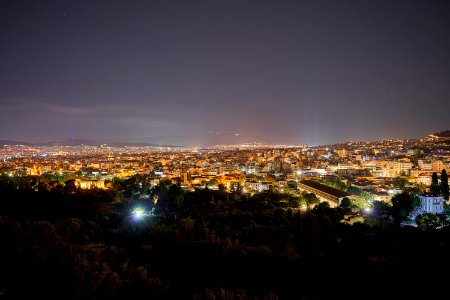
xmin=1 ymin=0 xmax=450 ymax=299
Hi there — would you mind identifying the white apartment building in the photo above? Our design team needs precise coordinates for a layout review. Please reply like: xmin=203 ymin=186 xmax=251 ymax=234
xmin=410 ymin=195 xmax=445 ymax=219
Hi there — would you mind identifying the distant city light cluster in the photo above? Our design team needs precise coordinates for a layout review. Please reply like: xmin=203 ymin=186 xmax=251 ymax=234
xmin=0 ymin=133 xmax=449 ymax=211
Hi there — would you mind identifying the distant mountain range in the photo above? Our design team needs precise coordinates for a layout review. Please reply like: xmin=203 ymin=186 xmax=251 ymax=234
xmin=0 ymin=139 xmax=180 ymax=148
xmin=1 ymin=130 xmax=448 ymax=148
xmin=432 ymin=130 xmax=450 ymax=138
xmin=0 ymin=140 xmax=34 ymax=147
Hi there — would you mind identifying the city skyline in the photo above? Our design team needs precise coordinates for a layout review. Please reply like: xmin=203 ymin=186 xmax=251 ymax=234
xmin=1 ymin=0 xmax=450 ymax=146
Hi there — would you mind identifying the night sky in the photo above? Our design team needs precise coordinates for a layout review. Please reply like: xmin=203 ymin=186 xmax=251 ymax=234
xmin=1 ymin=0 xmax=449 ymax=146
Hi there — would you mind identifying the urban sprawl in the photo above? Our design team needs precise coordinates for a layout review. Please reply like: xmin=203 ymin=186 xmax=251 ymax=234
xmin=1 ymin=134 xmax=449 ymax=213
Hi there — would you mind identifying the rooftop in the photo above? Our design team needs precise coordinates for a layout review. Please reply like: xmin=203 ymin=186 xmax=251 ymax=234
xmin=299 ymin=180 xmax=349 ymax=198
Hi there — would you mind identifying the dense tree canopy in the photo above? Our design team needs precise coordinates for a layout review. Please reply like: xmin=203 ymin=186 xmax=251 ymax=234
xmin=415 ymin=213 xmax=448 ymax=230
xmin=0 ymin=174 xmax=450 ymax=299
xmin=319 ymin=175 xmax=348 ymax=191
xmin=392 ymin=177 xmax=409 ymax=189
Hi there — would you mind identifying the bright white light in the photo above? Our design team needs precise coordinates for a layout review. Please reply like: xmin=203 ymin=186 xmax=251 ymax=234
xmin=132 ymin=207 xmax=146 ymax=220
xmin=317 ymin=169 xmax=327 ymax=175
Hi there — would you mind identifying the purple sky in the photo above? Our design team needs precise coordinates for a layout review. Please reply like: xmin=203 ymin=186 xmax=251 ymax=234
xmin=1 ymin=0 xmax=449 ymax=146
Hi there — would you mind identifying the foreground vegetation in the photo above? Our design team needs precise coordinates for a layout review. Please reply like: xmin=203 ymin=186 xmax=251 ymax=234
xmin=0 ymin=174 xmax=449 ymax=299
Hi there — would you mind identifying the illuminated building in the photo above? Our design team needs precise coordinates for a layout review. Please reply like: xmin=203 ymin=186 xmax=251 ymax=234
xmin=298 ymin=180 xmax=349 ymax=208
xmin=75 ymin=179 xmax=105 ymax=189
xmin=410 ymin=195 xmax=444 ymax=219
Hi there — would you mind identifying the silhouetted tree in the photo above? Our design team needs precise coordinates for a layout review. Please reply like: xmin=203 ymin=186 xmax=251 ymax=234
xmin=371 ymin=200 xmax=392 ymax=220
xmin=411 ymin=183 xmax=427 ymax=194
xmin=64 ymin=179 xmax=78 ymax=195
xmin=207 ymin=179 xmax=218 ymax=188
xmin=391 ymin=192 xmax=420 ymax=226
xmin=347 ymin=185 xmax=363 ymax=196
xmin=430 ymin=172 xmax=440 ymax=196
xmin=303 ymin=193 xmax=319 ymax=209
xmin=340 ymin=197 xmax=351 ymax=210
xmin=441 ymin=169 xmax=449 ymax=200
xmin=287 ymin=196 xmax=301 ymax=208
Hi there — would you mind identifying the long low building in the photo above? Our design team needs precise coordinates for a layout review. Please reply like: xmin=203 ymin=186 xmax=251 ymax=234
xmin=298 ymin=180 xmax=349 ymax=207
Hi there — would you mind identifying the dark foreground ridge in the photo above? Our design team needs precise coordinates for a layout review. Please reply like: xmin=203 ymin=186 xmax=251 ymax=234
xmin=0 ymin=174 xmax=449 ymax=299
